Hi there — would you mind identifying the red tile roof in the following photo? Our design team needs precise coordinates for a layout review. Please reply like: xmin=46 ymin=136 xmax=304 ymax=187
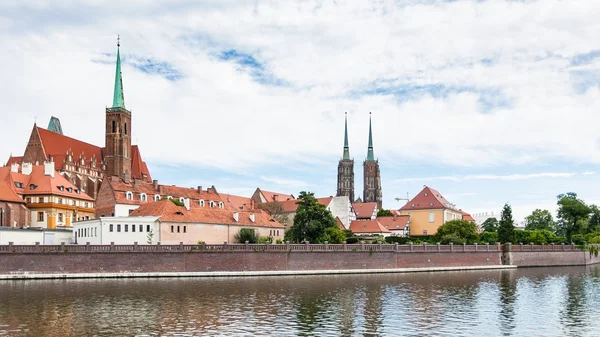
xmin=260 ymin=190 xmax=295 ymax=202
xmin=352 ymin=202 xmax=378 ymax=219
xmin=0 ymin=181 xmax=25 ymax=203
xmin=130 ymin=200 xmax=284 ymax=228
xmin=108 ymin=179 xmax=224 ymax=206
xmin=335 ymin=217 xmax=345 ymax=230
xmin=377 ymin=215 xmax=409 ymax=231
xmin=350 ymin=220 xmax=390 ymax=234
xmin=221 ymin=193 xmax=253 ymax=211
xmin=400 ymin=186 xmax=456 ymax=211
xmin=269 ymin=196 xmax=332 ymax=213
xmin=460 ymin=210 xmax=475 ymax=222
xmin=0 ymin=165 xmax=94 ymax=201
xmin=5 ymin=156 xmax=22 ymax=167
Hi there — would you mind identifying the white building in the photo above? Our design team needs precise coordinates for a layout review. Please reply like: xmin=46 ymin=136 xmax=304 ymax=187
xmin=0 ymin=227 xmax=73 ymax=245
xmin=73 ymin=216 xmax=160 ymax=245
xmin=472 ymin=211 xmax=501 ymax=226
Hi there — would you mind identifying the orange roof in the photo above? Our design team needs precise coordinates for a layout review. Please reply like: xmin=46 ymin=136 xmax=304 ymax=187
xmin=130 ymin=200 xmax=284 ymax=228
xmin=260 ymin=189 xmax=295 ymax=202
xmin=107 ymin=179 xmax=224 ymax=206
xmin=352 ymin=202 xmax=378 ymax=219
xmin=0 ymin=181 xmax=24 ymax=203
xmin=400 ymin=186 xmax=456 ymax=211
xmin=0 ymin=165 xmax=94 ymax=201
xmin=377 ymin=215 xmax=409 ymax=231
xmin=221 ymin=193 xmax=253 ymax=211
xmin=335 ymin=216 xmax=345 ymax=230
xmin=350 ymin=220 xmax=390 ymax=234
xmin=460 ymin=210 xmax=475 ymax=222
xmin=5 ymin=156 xmax=22 ymax=167
xmin=268 ymin=196 xmax=332 ymax=213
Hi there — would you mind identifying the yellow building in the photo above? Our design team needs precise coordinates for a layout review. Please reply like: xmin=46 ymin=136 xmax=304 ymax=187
xmin=0 ymin=162 xmax=95 ymax=228
xmin=399 ymin=186 xmax=466 ymax=236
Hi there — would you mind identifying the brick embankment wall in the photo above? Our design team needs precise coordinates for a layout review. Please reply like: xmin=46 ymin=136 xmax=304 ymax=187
xmin=504 ymin=243 xmax=599 ymax=267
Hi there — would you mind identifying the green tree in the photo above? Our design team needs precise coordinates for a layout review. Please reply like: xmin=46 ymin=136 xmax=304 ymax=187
xmin=257 ymin=201 xmax=290 ymax=225
xmin=497 ymin=203 xmax=515 ymax=243
xmin=322 ymin=227 xmax=347 ymax=244
xmin=146 ymin=229 xmax=154 ymax=244
xmin=479 ymin=231 xmax=499 ymax=244
xmin=586 ymin=205 xmax=600 ymax=233
xmin=235 ymin=228 xmax=259 ymax=243
xmin=435 ymin=219 xmax=478 ymax=244
xmin=284 ymin=191 xmax=337 ymax=243
xmin=170 ymin=198 xmax=185 ymax=207
xmin=557 ymin=192 xmax=591 ymax=243
xmin=377 ymin=208 xmax=393 ymax=217
xmin=481 ymin=218 xmax=499 ymax=232
xmin=524 ymin=209 xmax=556 ymax=232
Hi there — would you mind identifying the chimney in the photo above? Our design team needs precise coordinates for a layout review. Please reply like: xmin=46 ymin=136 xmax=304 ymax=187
xmin=21 ymin=162 xmax=32 ymax=175
xmin=184 ymin=198 xmax=190 ymax=211
xmin=233 ymin=212 xmax=239 ymax=222
xmin=197 ymin=186 xmax=202 ymax=193
xmin=250 ymin=199 xmax=255 ymax=210
xmin=44 ymin=161 xmax=55 ymax=178
xmin=153 ymin=180 xmax=159 ymax=189
xmin=249 ymin=213 xmax=255 ymax=223
xmin=111 ymin=176 xmax=120 ymax=183
xmin=10 ymin=163 xmax=19 ymax=173
xmin=134 ymin=178 xmax=141 ymax=186
xmin=158 ymin=185 xmax=164 ymax=195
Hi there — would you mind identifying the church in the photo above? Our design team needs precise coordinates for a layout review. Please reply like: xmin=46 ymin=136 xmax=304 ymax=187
xmin=5 ymin=41 xmax=152 ymax=199
xmin=336 ymin=112 xmax=383 ymax=209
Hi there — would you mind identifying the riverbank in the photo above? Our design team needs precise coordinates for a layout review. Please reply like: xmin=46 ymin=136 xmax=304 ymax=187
xmin=0 ymin=242 xmax=597 ymax=280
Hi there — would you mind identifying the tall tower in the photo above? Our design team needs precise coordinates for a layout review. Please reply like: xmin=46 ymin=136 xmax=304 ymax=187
xmin=105 ymin=37 xmax=132 ymax=182
xmin=363 ymin=113 xmax=382 ymax=208
xmin=337 ymin=112 xmax=354 ymax=201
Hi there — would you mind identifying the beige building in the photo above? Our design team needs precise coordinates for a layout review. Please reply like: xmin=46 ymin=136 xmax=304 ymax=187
xmin=0 ymin=162 xmax=95 ymax=228
xmin=399 ymin=186 xmax=469 ymax=236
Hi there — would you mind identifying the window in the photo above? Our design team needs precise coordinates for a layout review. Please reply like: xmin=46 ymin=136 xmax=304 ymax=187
xmin=429 ymin=212 xmax=435 ymax=223
xmin=179 ymin=197 xmax=185 ymax=204
xmin=219 ymin=202 xmax=224 ymax=209
xmin=423 ymin=230 xmax=428 ymax=235
xmin=117 ymin=224 xmax=121 ymax=232
xmin=126 ymin=192 xmax=133 ymax=200
xmin=128 ymin=209 xmax=134 ymax=215
xmin=67 ymin=187 xmax=72 ymax=193
xmin=146 ymin=225 xmax=150 ymax=232
xmin=154 ymin=195 xmax=160 ymax=201
xmin=141 ymin=193 xmax=147 ymax=202
xmin=183 ymin=226 xmax=186 ymax=233
xmin=38 ymin=212 xmax=44 ymax=222
xmin=14 ymin=182 xmax=24 ymax=188
xmin=424 ymin=193 xmax=428 ymax=196
xmin=171 ymin=225 xmax=174 ymax=233
xmin=26 ymin=197 xmax=31 ymax=203
xmin=167 ymin=196 xmax=173 ymax=200
xmin=110 ymin=224 xmax=114 ymax=232
xmin=95 ymin=228 xmax=97 ymax=237
xmin=177 ymin=226 xmax=180 ymax=233
xmin=277 ymin=230 xmax=280 ymax=236
xmin=72 ymin=200 xmax=76 ymax=206
xmin=124 ymin=122 xmax=128 ymax=135
xmin=58 ymin=185 xmax=64 ymax=191
xmin=132 ymin=224 xmax=136 ymax=232
xmin=140 ymin=224 xmax=143 ymax=232
xmin=29 ymin=184 xmax=37 ymax=190
xmin=58 ymin=198 xmax=62 ymax=204
xmin=411 ymin=203 xmax=415 ymax=207
xmin=39 ymin=197 xmax=44 ymax=203
xmin=124 ymin=224 xmax=128 ymax=232
xmin=199 ymin=200 xmax=205 ymax=207
xmin=209 ymin=201 xmax=215 ymax=208
xmin=58 ymin=213 xmax=63 ymax=222
xmin=429 ymin=202 xmax=434 ymax=206
xmin=112 ymin=120 xmax=116 ymax=133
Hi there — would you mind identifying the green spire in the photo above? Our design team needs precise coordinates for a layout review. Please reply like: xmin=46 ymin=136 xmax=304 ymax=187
xmin=367 ymin=112 xmax=374 ymax=161
xmin=343 ymin=112 xmax=350 ymax=160
xmin=112 ymin=37 xmax=125 ymax=109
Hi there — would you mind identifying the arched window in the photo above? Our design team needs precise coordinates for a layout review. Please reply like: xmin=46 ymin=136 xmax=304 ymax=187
xmin=209 ymin=201 xmax=215 ymax=208
xmin=167 ymin=196 xmax=173 ymax=200
xmin=112 ymin=120 xmax=116 ymax=133
xmin=218 ymin=202 xmax=224 ymax=209
xmin=179 ymin=197 xmax=185 ymax=204
xmin=141 ymin=193 xmax=147 ymax=202
xmin=154 ymin=195 xmax=160 ymax=201
xmin=126 ymin=191 xmax=133 ymax=200
xmin=124 ymin=122 xmax=128 ymax=135
xmin=199 ymin=200 xmax=205 ymax=207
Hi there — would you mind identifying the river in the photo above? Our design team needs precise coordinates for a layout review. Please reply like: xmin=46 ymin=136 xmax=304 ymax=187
xmin=1 ymin=266 xmax=600 ymax=336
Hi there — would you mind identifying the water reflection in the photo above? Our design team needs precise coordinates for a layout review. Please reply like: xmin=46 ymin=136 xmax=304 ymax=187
xmin=1 ymin=266 xmax=600 ymax=336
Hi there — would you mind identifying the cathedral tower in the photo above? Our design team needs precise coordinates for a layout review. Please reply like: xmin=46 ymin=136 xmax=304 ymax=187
xmin=105 ymin=38 xmax=132 ymax=182
xmin=363 ymin=113 xmax=382 ymax=208
xmin=337 ymin=112 xmax=354 ymax=201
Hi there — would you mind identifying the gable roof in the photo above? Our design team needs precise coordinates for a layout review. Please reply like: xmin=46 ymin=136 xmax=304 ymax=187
xmin=335 ymin=216 xmax=345 ymax=230
xmin=377 ymin=215 xmax=409 ymax=231
xmin=258 ymin=189 xmax=295 ymax=202
xmin=107 ymin=179 xmax=224 ymax=206
xmin=221 ymin=193 xmax=253 ymax=211
xmin=350 ymin=220 xmax=390 ymax=234
xmin=0 ymin=181 xmax=25 ymax=203
xmin=130 ymin=200 xmax=284 ymax=228
xmin=268 ymin=196 xmax=332 ymax=213
xmin=460 ymin=210 xmax=475 ymax=222
xmin=400 ymin=186 xmax=456 ymax=211
xmin=352 ymin=201 xmax=378 ymax=219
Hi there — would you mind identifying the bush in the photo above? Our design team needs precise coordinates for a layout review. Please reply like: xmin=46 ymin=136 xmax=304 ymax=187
xmin=346 ymin=237 xmax=360 ymax=244
xmin=479 ymin=231 xmax=498 ymax=244
xmin=234 ymin=228 xmax=259 ymax=243
xmin=258 ymin=236 xmax=273 ymax=244
xmin=275 ymin=239 xmax=283 ymax=244
xmin=571 ymin=234 xmax=585 ymax=245
xmin=436 ymin=220 xmax=478 ymax=244
xmin=440 ymin=233 xmax=466 ymax=245
xmin=322 ymin=227 xmax=347 ymax=244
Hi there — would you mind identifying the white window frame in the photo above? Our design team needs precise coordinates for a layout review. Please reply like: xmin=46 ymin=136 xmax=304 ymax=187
xmin=141 ymin=193 xmax=147 ymax=202
xmin=126 ymin=191 xmax=133 ymax=200
xmin=429 ymin=212 xmax=435 ymax=223
xmin=154 ymin=195 xmax=160 ymax=201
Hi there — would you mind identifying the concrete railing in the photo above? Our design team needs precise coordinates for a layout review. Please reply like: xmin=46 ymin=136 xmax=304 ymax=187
xmin=506 ymin=243 xmax=579 ymax=252
xmin=0 ymin=242 xmax=505 ymax=254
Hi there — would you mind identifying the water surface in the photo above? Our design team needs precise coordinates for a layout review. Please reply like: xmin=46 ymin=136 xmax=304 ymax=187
xmin=1 ymin=266 xmax=600 ymax=336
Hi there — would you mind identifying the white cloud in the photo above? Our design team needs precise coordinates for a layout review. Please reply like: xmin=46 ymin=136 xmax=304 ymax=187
xmin=394 ymin=172 xmax=579 ymax=183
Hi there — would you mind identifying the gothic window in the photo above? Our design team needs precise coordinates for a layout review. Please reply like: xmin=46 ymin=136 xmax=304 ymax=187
xmin=345 ymin=167 xmax=349 ymax=175
xmin=112 ymin=120 xmax=116 ymax=133
xmin=370 ymin=166 xmax=373 ymax=172
xmin=219 ymin=202 xmax=224 ymax=209
xmin=345 ymin=180 xmax=349 ymax=188
xmin=141 ymin=193 xmax=147 ymax=202
xmin=124 ymin=123 xmax=128 ymax=135
xmin=126 ymin=192 xmax=133 ymax=200
xmin=209 ymin=201 xmax=215 ymax=208
xmin=154 ymin=195 xmax=160 ymax=201
xmin=199 ymin=200 xmax=205 ymax=207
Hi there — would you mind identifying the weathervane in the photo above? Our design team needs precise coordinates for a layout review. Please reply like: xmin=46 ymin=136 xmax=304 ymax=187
xmin=117 ymin=34 xmax=120 ymax=47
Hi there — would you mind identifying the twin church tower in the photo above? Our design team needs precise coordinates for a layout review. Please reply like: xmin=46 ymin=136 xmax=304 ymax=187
xmin=336 ymin=113 xmax=383 ymax=208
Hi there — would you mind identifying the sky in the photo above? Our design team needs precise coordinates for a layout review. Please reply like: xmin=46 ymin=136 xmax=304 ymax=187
xmin=1 ymin=0 xmax=599 ymax=222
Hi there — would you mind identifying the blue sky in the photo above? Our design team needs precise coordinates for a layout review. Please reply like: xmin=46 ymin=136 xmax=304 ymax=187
xmin=1 ymin=0 xmax=600 ymax=221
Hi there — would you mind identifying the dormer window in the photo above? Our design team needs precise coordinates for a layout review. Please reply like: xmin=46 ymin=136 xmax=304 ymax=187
xmin=29 ymin=184 xmax=37 ymax=190
xmin=209 ymin=201 xmax=215 ymax=208
xmin=218 ymin=202 xmax=224 ymax=209
xmin=179 ymin=197 xmax=185 ymax=204
xmin=14 ymin=182 xmax=24 ymax=188
xmin=154 ymin=195 xmax=160 ymax=201
xmin=411 ymin=203 xmax=415 ymax=207
xmin=167 ymin=196 xmax=173 ymax=200
xmin=76 ymin=189 xmax=80 ymax=194
xmin=424 ymin=193 xmax=428 ymax=196
xmin=58 ymin=185 xmax=64 ymax=191
xmin=126 ymin=192 xmax=133 ymax=200
xmin=67 ymin=187 xmax=73 ymax=193
xmin=199 ymin=200 xmax=205 ymax=207
xmin=141 ymin=193 xmax=147 ymax=202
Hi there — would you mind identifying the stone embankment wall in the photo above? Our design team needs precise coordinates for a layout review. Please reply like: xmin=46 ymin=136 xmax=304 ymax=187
xmin=0 ymin=242 xmax=594 ymax=276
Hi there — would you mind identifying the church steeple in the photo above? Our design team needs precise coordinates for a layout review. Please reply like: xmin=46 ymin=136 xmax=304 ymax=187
xmin=343 ymin=112 xmax=350 ymax=160
xmin=112 ymin=36 xmax=125 ymax=109
xmin=366 ymin=112 xmax=374 ymax=161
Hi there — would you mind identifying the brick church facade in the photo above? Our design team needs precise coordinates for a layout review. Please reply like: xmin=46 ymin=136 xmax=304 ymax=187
xmin=5 ymin=41 xmax=152 ymax=200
